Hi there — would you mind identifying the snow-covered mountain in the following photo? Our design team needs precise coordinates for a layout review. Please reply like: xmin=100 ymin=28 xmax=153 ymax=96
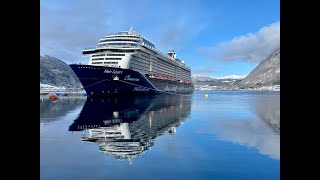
xmin=237 ymin=49 xmax=280 ymax=89
xmin=192 ymin=75 xmax=243 ymax=86
xmin=40 ymin=54 xmax=82 ymax=88
xmin=214 ymin=75 xmax=247 ymax=79
xmin=192 ymin=48 xmax=280 ymax=91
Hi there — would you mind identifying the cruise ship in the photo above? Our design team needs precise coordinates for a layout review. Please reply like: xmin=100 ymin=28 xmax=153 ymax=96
xmin=69 ymin=27 xmax=194 ymax=97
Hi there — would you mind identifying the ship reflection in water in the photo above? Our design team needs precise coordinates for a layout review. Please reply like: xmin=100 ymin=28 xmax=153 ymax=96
xmin=68 ymin=95 xmax=192 ymax=162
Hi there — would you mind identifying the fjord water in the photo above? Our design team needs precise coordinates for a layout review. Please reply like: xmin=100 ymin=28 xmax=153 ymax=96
xmin=40 ymin=91 xmax=280 ymax=180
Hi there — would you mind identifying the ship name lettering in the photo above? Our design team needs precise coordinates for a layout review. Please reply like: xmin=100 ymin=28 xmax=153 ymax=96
xmin=124 ymin=75 xmax=140 ymax=81
xmin=103 ymin=69 xmax=123 ymax=74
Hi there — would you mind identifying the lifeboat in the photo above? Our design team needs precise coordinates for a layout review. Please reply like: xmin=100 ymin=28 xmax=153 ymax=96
xmin=49 ymin=94 xmax=59 ymax=103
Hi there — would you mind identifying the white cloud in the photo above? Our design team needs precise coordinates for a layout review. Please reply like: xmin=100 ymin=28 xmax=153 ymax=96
xmin=198 ymin=22 xmax=280 ymax=63
xmin=192 ymin=67 xmax=215 ymax=76
xmin=217 ymin=119 xmax=280 ymax=160
xmin=40 ymin=0 xmax=211 ymax=63
xmin=40 ymin=0 xmax=113 ymax=63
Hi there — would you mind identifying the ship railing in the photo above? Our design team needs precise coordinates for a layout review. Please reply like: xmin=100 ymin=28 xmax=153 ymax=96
xmin=146 ymin=73 xmax=191 ymax=83
xmin=98 ymin=45 xmax=139 ymax=49
xmin=83 ymin=44 xmax=138 ymax=50
xmin=104 ymin=65 xmax=119 ymax=68
xmin=83 ymin=47 xmax=96 ymax=50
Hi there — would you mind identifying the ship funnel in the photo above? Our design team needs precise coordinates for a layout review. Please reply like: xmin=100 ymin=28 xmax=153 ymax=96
xmin=167 ymin=50 xmax=176 ymax=59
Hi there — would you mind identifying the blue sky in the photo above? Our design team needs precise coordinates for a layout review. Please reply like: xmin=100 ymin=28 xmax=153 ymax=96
xmin=40 ymin=0 xmax=280 ymax=78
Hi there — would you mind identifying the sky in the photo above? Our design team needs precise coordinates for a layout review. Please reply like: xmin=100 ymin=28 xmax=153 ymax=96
xmin=40 ymin=0 xmax=280 ymax=78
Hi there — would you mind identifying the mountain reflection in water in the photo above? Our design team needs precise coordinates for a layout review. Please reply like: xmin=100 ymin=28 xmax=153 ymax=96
xmin=194 ymin=92 xmax=280 ymax=160
xmin=253 ymin=94 xmax=280 ymax=133
xmin=68 ymin=95 xmax=192 ymax=162
xmin=40 ymin=97 xmax=87 ymax=124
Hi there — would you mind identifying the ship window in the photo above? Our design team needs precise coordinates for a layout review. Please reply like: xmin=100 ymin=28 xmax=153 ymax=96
xmin=110 ymin=49 xmax=135 ymax=53
xmin=104 ymin=62 xmax=118 ymax=64
xmin=106 ymin=54 xmax=125 ymax=56
xmin=92 ymin=54 xmax=105 ymax=57
xmin=105 ymin=58 xmax=122 ymax=60
xmin=92 ymin=62 xmax=103 ymax=64
xmin=92 ymin=58 xmax=104 ymax=61
xmin=142 ymin=38 xmax=155 ymax=48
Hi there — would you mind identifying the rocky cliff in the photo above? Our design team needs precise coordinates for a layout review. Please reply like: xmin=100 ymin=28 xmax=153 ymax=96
xmin=237 ymin=49 xmax=280 ymax=89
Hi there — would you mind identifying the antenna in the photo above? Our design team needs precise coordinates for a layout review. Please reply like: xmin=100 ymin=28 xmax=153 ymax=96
xmin=128 ymin=27 xmax=134 ymax=34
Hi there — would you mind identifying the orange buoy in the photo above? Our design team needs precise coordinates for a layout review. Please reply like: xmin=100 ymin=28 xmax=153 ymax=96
xmin=49 ymin=94 xmax=58 ymax=103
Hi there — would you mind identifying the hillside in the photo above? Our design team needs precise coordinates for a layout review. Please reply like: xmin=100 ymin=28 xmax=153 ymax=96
xmin=193 ymin=49 xmax=280 ymax=91
xmin=40 ymin=54 xmax=82 ymax=88
xmin=237 ymin=49 xmax=280 ymax=89
xmin=192 ymin=76 xmax=243 ymax=90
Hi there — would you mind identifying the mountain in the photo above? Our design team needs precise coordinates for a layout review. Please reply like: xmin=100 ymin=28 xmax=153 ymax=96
xmin=193 ymin=48 xmax=280 ymax=91
xmin=236 ymin=48 xmax=280 ymax=89
xmin=192 ymin=76 xmax=242 ymax=87
xmin=40 ymin=54 xmax=82 ymax=88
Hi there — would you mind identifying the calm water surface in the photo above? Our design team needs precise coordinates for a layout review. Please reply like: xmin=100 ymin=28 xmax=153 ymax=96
xmin=40 ymin=91 xmax=280 ymax=180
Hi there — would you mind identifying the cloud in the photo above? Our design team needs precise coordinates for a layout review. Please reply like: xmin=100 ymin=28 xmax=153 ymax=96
xmin=160 ymin=26 xmax=187 ymax=49
xmin=192 ymin=67 xmax=215 ymax=75
xmin=194 ymin=93 xmax=280 ymax=160
xmin=217 ymin=119 xmax=280 ymax=160
xmin=40 ymin=0 xmax=111 ymax=63
xmin=196 ymin=117 xmax=280 ymax=160
xmin=40 ymin=0 xmax=211 ymax=63
xmin=158 ymin=20 xmax=208 ymax=51
xmin=198 ymin=21 xmax=280 ymax=63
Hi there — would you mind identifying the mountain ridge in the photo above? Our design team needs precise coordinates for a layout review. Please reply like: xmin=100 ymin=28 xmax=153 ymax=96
xmin=237 ymin=48 xmax=280 ymax=88
xmin=40 ymin=54 xmax=82 ymax=88
xmin=40 ymin=48 xmax=280 ymax=91
xmin=193 ymin=48 xmax=280 ymax=90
